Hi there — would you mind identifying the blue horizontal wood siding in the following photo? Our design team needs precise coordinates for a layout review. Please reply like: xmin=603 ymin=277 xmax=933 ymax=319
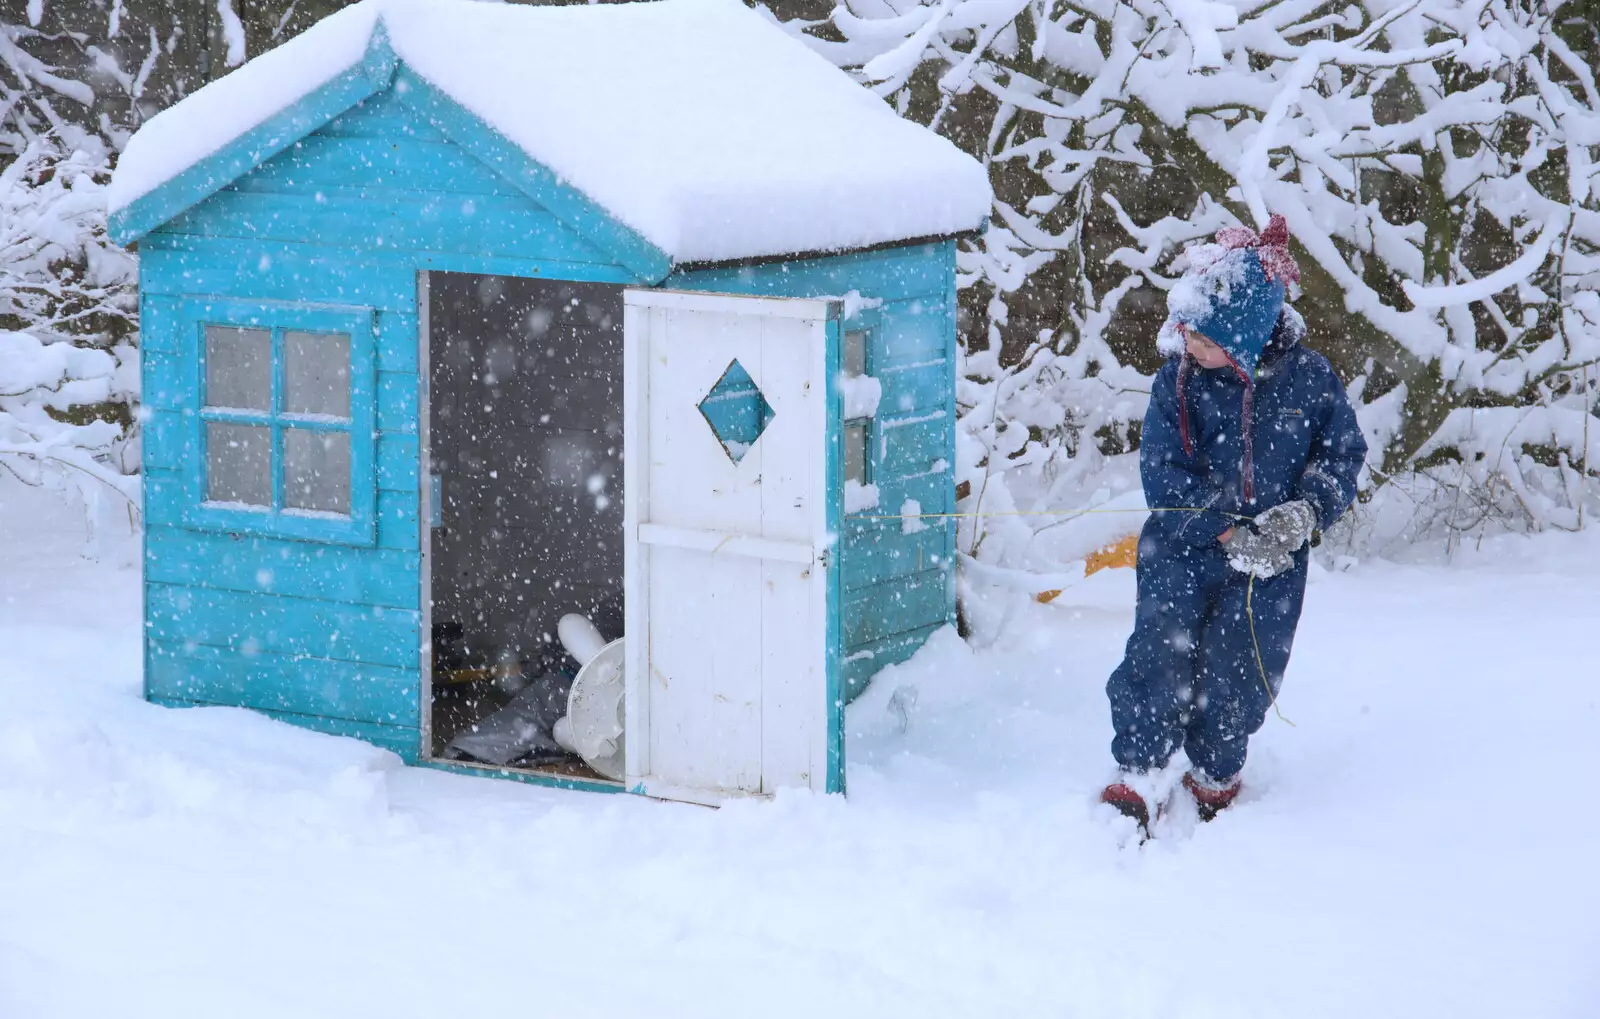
xmin=164 ymin=190 xmax=620 ymax=264
xmin=879 ymin=411 xmax=951 ymax=478
xmin=228 ymin=133 xmax=520 ymax=197
xmin=147 ymin=640 xmax=420 ymax=728
xmin=147 ymin=582 xmax=421 ymax=668
xmin=842 ymin=622 xmax=945 ymax=701
xmin=390 ymin=65 xmax=670 ymax=282
xmin=666 ymin=243 xmax=954 ymax=305
xmin=139 ymin=235 xmax=636 ymax=311
xmin=842 ymin=570 xmax=954 ymax=649
xmin=316 ymin=87 xmax=448 ymax=142
xmin=146 ymin=525 xmax=420 ymax=608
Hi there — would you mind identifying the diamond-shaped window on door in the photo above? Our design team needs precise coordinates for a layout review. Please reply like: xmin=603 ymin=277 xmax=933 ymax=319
xmin=698 ymin=359 xmax=774 ymax=464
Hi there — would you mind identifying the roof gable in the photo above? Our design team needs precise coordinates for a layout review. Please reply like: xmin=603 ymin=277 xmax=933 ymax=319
xmin=107 ymin=22 xmax=393 ymax=247
xmin=109 ymin=0 xmax=990 ymax=267
xmin=109 ymin=23 xmax=672 ymax=282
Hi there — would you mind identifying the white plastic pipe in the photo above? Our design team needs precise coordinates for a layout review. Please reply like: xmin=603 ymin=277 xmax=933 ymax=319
xmin=557 ymin=613 xmax=607 ymax=667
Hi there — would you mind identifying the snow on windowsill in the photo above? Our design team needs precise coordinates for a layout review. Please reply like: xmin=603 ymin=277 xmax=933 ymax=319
xmin=284 ymin=507 xmax=354 ymax=521
xmin=200 ymin=501 xmax=352 ymax=522
xmin=844 ymin=480 xmax=879 ymax=514
xmin=840 ymin=373 xmax=882 ymax=420
xmin=838 ymin=290 xmax=885 ymax=321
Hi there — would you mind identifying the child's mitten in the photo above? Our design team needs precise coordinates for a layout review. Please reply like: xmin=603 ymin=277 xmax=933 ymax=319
xmin=1223 ymin=499 xmax=1317 ymax=578
xmin=1222 ymin=527 xmax=1293 ymax=579
xmin=1253 ymin=499 xmax=1317 ymax=552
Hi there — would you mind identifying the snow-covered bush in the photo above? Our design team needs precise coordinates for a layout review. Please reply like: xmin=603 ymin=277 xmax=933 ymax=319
xmin=2 ymin=16 xmax=141 ymax=556
xmin=0 ymin=328 xmax=139 ymax=555
xmin=1 ymin=140 xmax=136 ymax=345
xmin=791 ymin=0 xmax=1600 ymax=564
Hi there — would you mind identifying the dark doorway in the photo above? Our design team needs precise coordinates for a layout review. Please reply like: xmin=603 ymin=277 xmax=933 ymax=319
xmin=426 ymin=272 xmax=624 ymax=772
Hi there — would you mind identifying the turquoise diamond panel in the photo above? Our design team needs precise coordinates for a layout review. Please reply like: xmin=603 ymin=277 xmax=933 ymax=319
xmin=697 ymin=359 xmax=774 ymax=464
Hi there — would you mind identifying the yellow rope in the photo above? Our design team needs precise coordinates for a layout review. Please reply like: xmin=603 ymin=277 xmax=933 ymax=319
xmin=1245 ymin=573 xmax=1296 ymax=727
xmin=859 ymin=506 xmax=1256 ymax=522
xmin=864 ymin=502 xmax=1299 ymax=729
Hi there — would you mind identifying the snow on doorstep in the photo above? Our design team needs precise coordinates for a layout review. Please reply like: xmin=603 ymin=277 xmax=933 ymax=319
xmin=107 ymin=0 xmax=992 ymax=264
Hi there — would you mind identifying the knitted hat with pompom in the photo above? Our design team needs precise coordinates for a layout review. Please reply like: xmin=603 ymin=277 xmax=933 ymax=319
xmin=1159 ymin=215 xmax=1301 ymax=376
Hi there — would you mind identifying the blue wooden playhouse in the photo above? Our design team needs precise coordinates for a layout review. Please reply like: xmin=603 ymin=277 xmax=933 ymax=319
xmin=108 ymin=0 xmax=990 ymax=801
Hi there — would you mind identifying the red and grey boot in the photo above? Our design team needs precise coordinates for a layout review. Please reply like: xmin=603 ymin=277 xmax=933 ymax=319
xmin=1100 ymin=780 xmax=1152 ymax=832
xmin=1182 ymin=771 xmax=1242 ymax=821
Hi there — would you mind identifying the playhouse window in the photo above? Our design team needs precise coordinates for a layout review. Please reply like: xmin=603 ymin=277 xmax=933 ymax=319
xmin=203 ymin=325 xmax=354 ymax=513
xmin=841 ymin=319 xmax=874 ymax=493
xmin=185 ymin=299 xmax=377 ymax=544
xmin=204 ymin=326 xmax=272 ymax=411
xmin=843 ymin=420 xmax=869 ymax=486
xmin=843 ymin=329 xmax=868 ymax=378
xmin=205 ymin=421 xmax=272 ymax=506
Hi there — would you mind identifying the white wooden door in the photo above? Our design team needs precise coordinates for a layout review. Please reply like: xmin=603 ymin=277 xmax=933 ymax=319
xmin=623 ymin=289 xmax=841 ymax=803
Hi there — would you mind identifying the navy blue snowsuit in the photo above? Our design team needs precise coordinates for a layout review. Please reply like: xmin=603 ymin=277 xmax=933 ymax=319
xmin=1107 ymin=313 xmax=1367 ymax=780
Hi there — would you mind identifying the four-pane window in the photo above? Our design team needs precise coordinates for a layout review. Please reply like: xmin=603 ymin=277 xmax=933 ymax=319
xmin=202 ymin=323 xmax=357 ymax=517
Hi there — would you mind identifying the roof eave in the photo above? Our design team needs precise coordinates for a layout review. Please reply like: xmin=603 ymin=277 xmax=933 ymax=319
xmin=667 ymin=226 xmax=986 ymax=276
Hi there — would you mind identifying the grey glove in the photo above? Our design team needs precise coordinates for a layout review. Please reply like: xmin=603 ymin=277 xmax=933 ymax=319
xmin=1254 ymin=499 xmax=1317 ymax=553
xmin=1223 ymin=499 xmax=1317 ymax=579
xmin=1222 ymin=526 xmax=1293 ymax=579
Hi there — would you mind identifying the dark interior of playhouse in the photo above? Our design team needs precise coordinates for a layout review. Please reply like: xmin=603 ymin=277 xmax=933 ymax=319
xmin=426 ymin=272 xmax=625 ymax=783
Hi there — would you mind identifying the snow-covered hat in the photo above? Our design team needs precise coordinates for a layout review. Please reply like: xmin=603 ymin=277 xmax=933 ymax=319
xmin=1160 ymin=215 xmax=1301 ymax=375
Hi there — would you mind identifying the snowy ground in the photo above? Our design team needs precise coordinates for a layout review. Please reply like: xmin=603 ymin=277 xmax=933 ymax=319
xmin=2 ymin=480 xmax=1597 ymax=1018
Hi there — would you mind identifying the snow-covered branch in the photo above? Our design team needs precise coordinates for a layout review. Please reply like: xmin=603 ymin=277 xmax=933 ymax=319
xmin=802 ymin=0 xmax=1600 ymax=561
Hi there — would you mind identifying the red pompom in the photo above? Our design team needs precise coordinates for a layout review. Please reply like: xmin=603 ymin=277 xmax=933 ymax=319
xmin=1258 ymin=245 xmax=1300 ymax=285
xmin=1211 ymin=214 xmax=1300 ymax=284
xmin=1258 ymin=213 xmax=1290 ymax=248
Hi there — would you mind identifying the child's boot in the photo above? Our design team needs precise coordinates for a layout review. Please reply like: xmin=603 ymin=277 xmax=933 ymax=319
xmin=1182 ymin=770 xmax=1242 ymax=821
xmin=1100 ymin=777 xmax=1152 ymax=830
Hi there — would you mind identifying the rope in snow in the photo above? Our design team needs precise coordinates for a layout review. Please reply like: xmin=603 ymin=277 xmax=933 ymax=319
xmin=862 ymin=504 xmax=1295 ymax=728
xmin=859 ymin=506 xmax=1257 ymax=522
xmin=1246 ymin=574 xmax=1296 ymax=727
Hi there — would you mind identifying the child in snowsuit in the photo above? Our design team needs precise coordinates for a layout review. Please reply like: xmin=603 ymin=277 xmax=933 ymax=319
xmin=1101 ymin=216 xmax=1367 ymax=828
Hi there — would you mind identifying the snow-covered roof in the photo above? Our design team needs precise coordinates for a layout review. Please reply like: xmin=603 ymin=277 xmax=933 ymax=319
xmin=108 ymin=0 xmax=991 ymax=266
